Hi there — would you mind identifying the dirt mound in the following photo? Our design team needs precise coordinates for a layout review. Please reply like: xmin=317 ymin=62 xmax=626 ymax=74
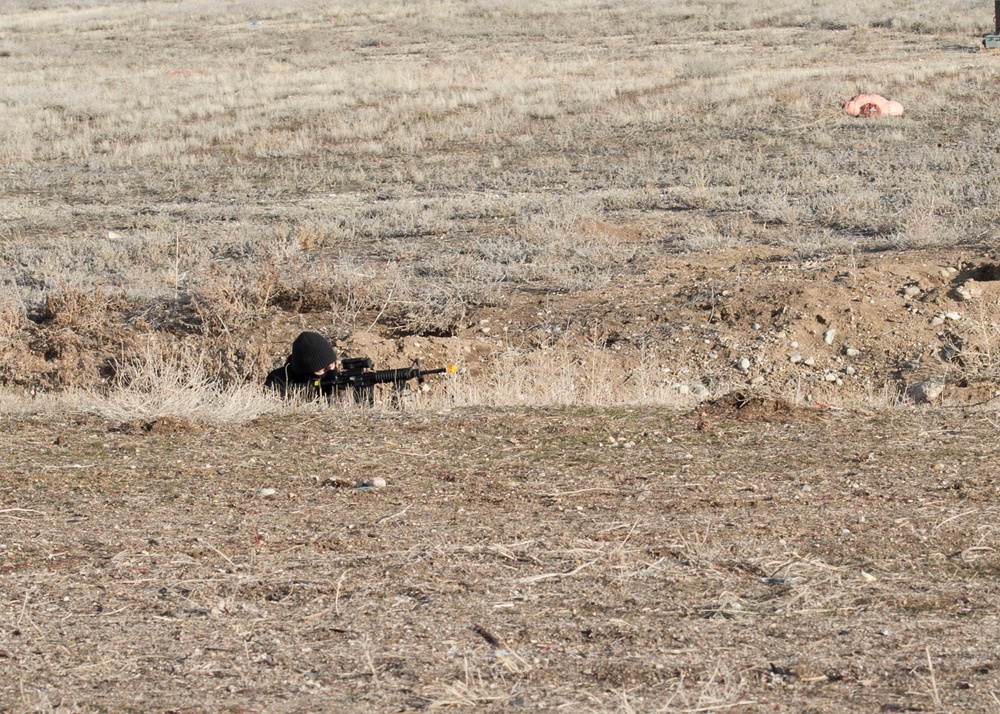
xmin=5 ymin=246 xmax=1000 ymax=407
xmin=691 ymin=392 xmax=810 ymax=423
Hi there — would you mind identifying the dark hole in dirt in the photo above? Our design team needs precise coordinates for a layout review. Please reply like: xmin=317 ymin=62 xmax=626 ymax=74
xmin=968 ymin=263 xmax=1000 ymax=282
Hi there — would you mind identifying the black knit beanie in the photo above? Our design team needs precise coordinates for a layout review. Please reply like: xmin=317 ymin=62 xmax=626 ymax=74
xmin=290 ymin=332 xmax=338 ymax=374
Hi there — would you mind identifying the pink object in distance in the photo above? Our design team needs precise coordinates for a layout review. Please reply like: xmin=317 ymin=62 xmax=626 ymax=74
xmin=842 ymin=93 xmax=904 ymax=117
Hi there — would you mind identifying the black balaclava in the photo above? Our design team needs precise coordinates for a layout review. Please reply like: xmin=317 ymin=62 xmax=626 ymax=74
xmin=290 ymin=332 xmax=337 ymax=374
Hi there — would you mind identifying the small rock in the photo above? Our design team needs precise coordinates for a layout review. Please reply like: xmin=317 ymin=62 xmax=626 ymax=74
xmin=255 ymin=487 xmax=277 ymax=498
xmin=845 ymin=366 xmax=856 ymax=375
xmin=789 ymin=354 xmax=802 ymax=363
xmin=903 ymin=285 xmax=921 ymax=298
xmin=736 ymin=357 xmax=751 ymax=373
xmin=823 ymin=328 xmax=837 ymax=345
xmin=907 ymin=377 xmax=946 ymax=404
xmin=844 ymin=347 xmax=860 ymax=357
xmin=803 ymin=356 xmax=815 ymax=366
xmin=751 ymin=322 xmax=762 ymax=330
xmin=824 ymin=372 xmax=837 ymax=382
xmin=931 ymin=314 xmax=946 ymax=326
xmin=945 ymin=311 xmax=961 ymax=321
xmin=954 ymin=281 xmax=980 ymax=301
xmin=364 ymin=477 xmax=388 ymax=489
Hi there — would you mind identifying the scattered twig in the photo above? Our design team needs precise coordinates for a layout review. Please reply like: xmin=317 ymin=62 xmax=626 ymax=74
xmin=519 ymin=557 xmax=599 ymax=584
xmin=946 ymin=546 xmax=995 ymax=560
xmin=472 ymin=624 xmax=503 ymax=648
xmin=0 ymin=508 xmax=46 ymax=516
xmin=681 ymin=702 xmax=759 ymax=713
xmin=17 ymin=592 xmax=43 ymax=636
xmin=366 ymin=506 xmax=411 ymax=527
xmin=540 ymin=487 xmax=621 ymax=498
xmin=368 ymin=287 xmax=394 ymax=330
xmin=926 ymin=646 xmax=941 ymax=710
xmin=364 ymin=638 xmax=382 ymax=693
xmin=303 ymin=607 xmax=332 ymax=622
xmin=199 ymin=540 xmax=236 ymax=569
xmin=933 ymin=508 xmax=977 ymax=531
xmin=490 ymin=543 xmax=544 ymax=566
xmin=334 ymin=571 xmax=347 ymax=616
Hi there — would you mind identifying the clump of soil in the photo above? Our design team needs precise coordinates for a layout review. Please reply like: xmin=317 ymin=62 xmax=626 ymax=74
xmin=694 ymin=392 xmax=808 ymax=422
xmin=116 ymin=417 xmax=204 ymax=435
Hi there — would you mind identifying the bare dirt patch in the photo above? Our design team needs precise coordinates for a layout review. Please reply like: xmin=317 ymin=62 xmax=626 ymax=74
xmin=2 ymin=407 xmax=998 ymax=712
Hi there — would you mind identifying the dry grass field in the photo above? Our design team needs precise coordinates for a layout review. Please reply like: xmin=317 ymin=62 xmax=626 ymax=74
xmin=1 ymin=0 xmax=1000 ymax=711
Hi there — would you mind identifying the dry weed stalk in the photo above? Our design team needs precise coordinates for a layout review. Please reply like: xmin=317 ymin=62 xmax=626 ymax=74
xmin=425 ymin=659 xmax=510 ymax=710
xmin=71 ymin=338 xmax=277 ymax=423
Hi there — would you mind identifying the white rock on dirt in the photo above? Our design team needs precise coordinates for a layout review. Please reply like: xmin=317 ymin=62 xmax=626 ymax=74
xmin=907 ymin=377 xmax=946 ymax=404
xmin=954 ymin=281 xmax=981 ymax=301
xmin=823 ymin=328 xmax=836 ymax=345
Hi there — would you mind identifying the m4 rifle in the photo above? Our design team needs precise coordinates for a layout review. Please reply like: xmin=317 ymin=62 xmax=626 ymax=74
xmin=319 ymin=357 xmax=455 ymax=404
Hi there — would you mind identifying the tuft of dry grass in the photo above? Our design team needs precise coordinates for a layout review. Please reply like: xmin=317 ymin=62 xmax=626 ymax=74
xmin=437 ymin=347 xmax=709 ymax=409
xmin=66 ymin=339 xmax=278 ymax=423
